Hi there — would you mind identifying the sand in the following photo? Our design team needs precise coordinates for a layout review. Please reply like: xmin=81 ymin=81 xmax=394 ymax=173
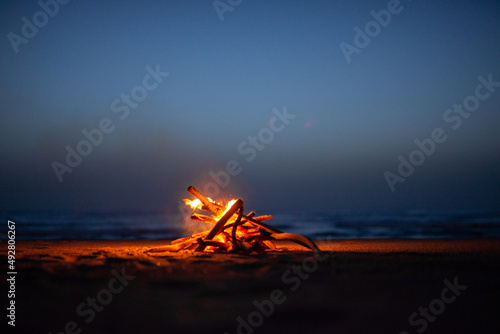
xmin=4 ymin=239 xmax=500 ymax=333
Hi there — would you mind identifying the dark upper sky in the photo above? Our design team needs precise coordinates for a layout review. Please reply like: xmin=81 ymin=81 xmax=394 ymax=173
xmin=1 ymin=0 xmax=499 ymax=213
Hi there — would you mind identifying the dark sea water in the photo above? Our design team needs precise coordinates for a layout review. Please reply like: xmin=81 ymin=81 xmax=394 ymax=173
xmin=4 ymin=209 xmax=500 ymax=240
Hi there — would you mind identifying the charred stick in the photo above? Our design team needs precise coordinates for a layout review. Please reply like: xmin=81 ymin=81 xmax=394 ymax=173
xmin=244 ymin=215 xmax=273 ymax=223
xmin=196 ymin=199 xmax=244 ymax=251
xmin=171 ymin=231 xmax=209 ymax=244
xmin=191 ymin=213 xmax=217 ymax=224
xmin=231 ymin=207 xmax=244 ymax=252
xmin=187 ymin=186 xmax=225 ymax=215
xmin=242 ymin=216 xmax=282 ymax=234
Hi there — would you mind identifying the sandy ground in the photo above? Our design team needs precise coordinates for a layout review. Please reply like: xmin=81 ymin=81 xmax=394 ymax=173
xmin=2 ymin=239 xmax=500 ymax=333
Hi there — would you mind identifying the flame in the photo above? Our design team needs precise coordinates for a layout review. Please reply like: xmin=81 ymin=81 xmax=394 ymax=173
xmin=205 ymin=232 xmax=228 ymax=252
xmin=183 ymin=196 xmax=240 ymax=252
xmin=214 ymin=233 xmax=226 ymax=243
xmin=220 ymin=199 xmax=238 ymax=218
xmin=184 ymin=197 xmax=219 ymax=210
xmin=184 ymin=198 xmax=202 ymax=209
xmin=235 ymin=227 xmax=248 ymax=239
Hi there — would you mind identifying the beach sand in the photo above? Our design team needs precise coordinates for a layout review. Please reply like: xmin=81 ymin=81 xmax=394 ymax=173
xmin=4 ymin=239 xmax=500 ymax=333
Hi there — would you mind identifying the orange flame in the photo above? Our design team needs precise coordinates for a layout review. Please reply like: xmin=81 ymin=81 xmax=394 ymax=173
xmin=220 ymin=199 xmax=238 ymax=218
xmin=183 ymin=196 xmax=240 ymax=252
xmin=183 ymin=198 xmax=202 ymax=210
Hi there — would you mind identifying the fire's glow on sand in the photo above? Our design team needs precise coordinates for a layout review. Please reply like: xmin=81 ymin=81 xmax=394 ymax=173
xmin=146 ymin=186 xmax=320 ymax=254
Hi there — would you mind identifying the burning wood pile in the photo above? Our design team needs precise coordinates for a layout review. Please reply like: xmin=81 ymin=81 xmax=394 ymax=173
xmin=146 ymin=186 xmax=320 ymax=254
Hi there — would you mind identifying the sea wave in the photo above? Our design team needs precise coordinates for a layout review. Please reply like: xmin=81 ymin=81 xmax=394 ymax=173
xmin=4 ymin=209 xmax=500 ymax=240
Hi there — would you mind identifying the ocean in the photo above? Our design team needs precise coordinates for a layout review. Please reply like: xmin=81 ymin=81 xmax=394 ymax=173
xmin=5 ymin=209 xmax=500 ymax=240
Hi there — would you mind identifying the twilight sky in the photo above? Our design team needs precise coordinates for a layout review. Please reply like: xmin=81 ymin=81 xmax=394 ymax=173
xmin=1 ymin=0 xmax=499 ymax=213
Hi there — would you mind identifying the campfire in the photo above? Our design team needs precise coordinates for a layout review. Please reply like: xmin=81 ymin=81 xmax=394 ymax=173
xmin=147 ymin=186 xmax=320 ymax=254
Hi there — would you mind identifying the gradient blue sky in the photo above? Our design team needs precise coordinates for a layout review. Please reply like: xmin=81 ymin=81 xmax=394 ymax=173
xmin=1 ymin=0 xmax=499 ymax=213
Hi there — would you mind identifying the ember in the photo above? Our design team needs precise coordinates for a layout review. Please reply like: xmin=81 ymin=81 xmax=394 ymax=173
xmin=146 ymin=186 xmax=320 ymax=254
